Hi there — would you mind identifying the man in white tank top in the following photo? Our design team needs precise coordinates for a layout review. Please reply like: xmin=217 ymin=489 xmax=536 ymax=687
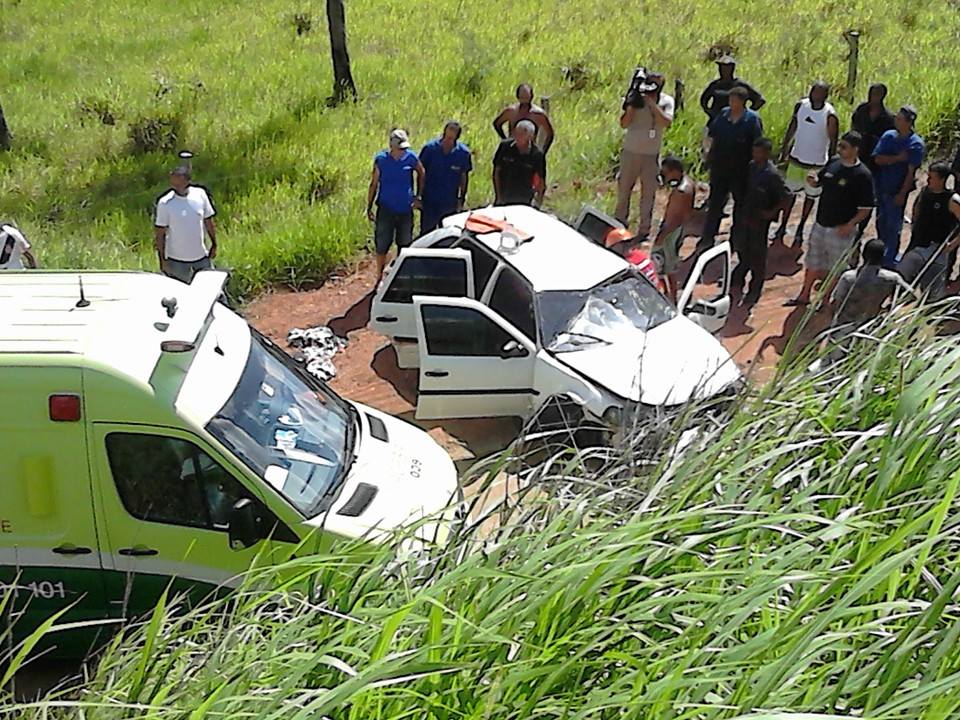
xmin=775 ymin=81 xmax=839 ymax=245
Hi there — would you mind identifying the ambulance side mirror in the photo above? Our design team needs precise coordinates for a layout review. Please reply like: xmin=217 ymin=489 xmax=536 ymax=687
xmin=228 ymin=498 xmax=261 ymax=550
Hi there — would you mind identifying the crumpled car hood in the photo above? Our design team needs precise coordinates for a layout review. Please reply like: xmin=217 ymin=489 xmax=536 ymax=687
xmin=554 ymin=315 xmax=742 ymax=406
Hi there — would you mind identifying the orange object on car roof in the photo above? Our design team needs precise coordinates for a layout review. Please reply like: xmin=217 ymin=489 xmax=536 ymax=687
xmin=463 ymin=213 xmax=533 ymax=241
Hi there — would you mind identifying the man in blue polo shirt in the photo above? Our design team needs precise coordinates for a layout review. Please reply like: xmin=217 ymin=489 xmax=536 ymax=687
xmin=873 ymin=105 xmax=924 ymax=266
xmin=699 ymin=86 xmax=763 ymax=251
xmin=366 ymin=128 xmax=425 ymax=283
xmin=418 ymin=121 xmax=473 ymax=234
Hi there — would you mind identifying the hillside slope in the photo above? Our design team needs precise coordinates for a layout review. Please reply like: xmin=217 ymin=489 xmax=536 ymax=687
xmin=1 ymin=0 xmax=958 ymax=297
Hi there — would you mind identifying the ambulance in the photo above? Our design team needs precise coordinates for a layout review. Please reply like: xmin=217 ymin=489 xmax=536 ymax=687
xmin=0 ymin=270 xmax=460 ymax=654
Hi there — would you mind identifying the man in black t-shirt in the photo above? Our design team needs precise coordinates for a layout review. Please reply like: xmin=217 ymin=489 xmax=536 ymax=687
xmin=786 ymin=131 xmax=875 ymax=307
xmin=851 ymin=83 xmax=895 ymax=242
xmin=898 ymin=162 xmax=960 ymax=300
xmin=699 ymin=55 xmax=765 ymax=124
xmin=851 ymin=83 xmax=895 ymax=172
xmin=492 ymin=120 xmax=546 ymax=207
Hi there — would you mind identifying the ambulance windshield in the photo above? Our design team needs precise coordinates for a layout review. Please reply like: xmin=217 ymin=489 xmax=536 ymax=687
xmin=206 ymin=331 xmax=356 ymax=517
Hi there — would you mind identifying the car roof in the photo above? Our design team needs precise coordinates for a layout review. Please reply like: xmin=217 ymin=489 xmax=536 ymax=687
xmin=439 ymin=206 xmax=627 ymax=292
xmin=0 ymin=271 xmax=211 ymax=385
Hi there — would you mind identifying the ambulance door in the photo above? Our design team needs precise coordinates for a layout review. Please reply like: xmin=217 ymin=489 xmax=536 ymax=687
xmin=0 ymin=367 xmax=107 ymax=653
xmin=90 ymin=425 xmax=300 ymax=620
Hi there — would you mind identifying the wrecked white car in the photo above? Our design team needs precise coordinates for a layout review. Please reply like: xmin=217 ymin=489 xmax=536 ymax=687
xmin=370 ymin=205 xmax=742 ymax=427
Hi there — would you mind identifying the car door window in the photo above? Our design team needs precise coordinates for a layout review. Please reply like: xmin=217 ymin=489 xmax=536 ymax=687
xmin=382 ymin=256 xmax=467 ymax=304
xmin=422 ymin=305 xmax=514 ymax=356
xmin=105 ymin=433 xmax=255 ymax=532
xmin=488 ymin=266 xmax=536 ymax=340
xmin=453 ymin=237 xmax=499 ymax=296
xmin=686 ymin=249 xmax=729 ymax=305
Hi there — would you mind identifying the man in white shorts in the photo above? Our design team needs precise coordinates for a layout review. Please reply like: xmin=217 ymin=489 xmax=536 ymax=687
xmin=776 ymin=81 xmax=839 ymax=245
xmin=155 ymin=165 xmax=218 ymax=284
xmin=785 ymin=131 xmax=875 ymax=307
xmin=0 ymin=222 xmax=37 ymax=270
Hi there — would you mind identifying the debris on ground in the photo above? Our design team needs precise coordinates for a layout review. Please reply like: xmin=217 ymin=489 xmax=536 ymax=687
xmin=287 ymin=326 xmax=348 ymax=381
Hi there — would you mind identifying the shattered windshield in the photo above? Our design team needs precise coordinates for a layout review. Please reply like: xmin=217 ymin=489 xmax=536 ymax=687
xmin=538 ymin=271 xmax=675 ymax=353
xmin=206 ymin=331 xmax=355 ymax=517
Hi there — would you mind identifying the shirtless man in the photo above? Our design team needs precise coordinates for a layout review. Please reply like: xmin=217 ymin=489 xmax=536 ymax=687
xmin=651 ymin=155 xmax=696 ymax=300
xmin=492 ymin=83 xmax=555 ymax=154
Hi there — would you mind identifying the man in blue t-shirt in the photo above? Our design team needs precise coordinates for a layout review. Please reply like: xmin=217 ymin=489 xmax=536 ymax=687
xmin=366 ymin=128 xmax=425 ymax=283
xmin=872 ymin=106 xmax=924 ymax=266
xmin=418 ymin=121 xmax=473 ymax=235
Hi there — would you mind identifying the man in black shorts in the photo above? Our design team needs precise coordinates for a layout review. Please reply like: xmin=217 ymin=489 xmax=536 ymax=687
xmin=366 ymin=128 xmax=426 ymax=283
xmin=786 ymin=131 xmax=875 ymax=307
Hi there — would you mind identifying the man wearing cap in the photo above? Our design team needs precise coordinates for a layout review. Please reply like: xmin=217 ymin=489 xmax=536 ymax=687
xmin=493 ymin=120 xmax=546 ymax=207
xmin=154 ymin=165 xmax=217 ymax=284
xmin=699 ymin=55 xmax=766 ymax=123
xmin=775 ymin=81 xmax=839 ymax=246
xmin=873 ymin=106 xmax=925 ymax=266
xmin=615 ymin=71 xmax=674 ymax=238
xmin=418 ymin=121 xmax=473 ymax=235
xmin=493 ymin=83 xmax=555 ymax=154
xmin=366 ymin=128 xmax=425 ymax=283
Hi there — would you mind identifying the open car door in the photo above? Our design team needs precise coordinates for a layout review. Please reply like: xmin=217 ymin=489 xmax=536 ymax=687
xmin=413 ymin=296 xmax=538 ymax=420
xmin=677 ymin=241 xmax=731 ymax=334
xmin=370 ymin=249 xmax=473 ymax=369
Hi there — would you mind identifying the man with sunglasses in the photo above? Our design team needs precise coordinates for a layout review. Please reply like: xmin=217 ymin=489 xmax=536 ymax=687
xmin=785 ymin=131 xmax=875 ymax=307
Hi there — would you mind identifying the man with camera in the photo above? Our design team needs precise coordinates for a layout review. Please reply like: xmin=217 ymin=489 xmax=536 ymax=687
xmin=615 ymin=70 xmax=674 ymax=239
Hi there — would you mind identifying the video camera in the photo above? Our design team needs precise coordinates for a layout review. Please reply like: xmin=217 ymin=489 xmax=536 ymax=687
xmin=623 ymin=67 xmax=660 ymax=109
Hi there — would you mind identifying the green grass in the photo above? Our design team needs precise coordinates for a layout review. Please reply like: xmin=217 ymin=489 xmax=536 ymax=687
xmin=1 ymin=0 xmax=959 ymax=298
xmin=7 ymin=306 xmax=960 ymax=717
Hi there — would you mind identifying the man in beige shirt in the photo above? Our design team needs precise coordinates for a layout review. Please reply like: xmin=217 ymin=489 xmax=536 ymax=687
xmin=615 ymin=72 xmax=674 ymax=239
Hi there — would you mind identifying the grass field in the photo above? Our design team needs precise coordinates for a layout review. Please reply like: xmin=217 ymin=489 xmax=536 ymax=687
xmin=9 ymin=306 xmax=960 ymax=717
xmin=2 ymin=0 xmax=959 ymax=298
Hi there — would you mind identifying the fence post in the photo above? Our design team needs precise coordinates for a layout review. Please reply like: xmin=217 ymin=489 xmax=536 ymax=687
xmin=843 ymin=30 xmax=860 ymax=103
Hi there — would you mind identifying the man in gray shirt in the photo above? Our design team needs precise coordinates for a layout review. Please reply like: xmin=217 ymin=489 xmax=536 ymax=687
xmin=831 ymin=238 xmax=914 ymax=326
xmin=615 ymin=72 xmax=674 ymax=239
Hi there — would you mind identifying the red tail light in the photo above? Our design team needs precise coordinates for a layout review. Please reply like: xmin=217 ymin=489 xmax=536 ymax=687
xmin=49 ymin=394 xmax=82 ymax=422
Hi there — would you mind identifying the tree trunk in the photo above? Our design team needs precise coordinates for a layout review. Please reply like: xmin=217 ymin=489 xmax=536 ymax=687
xmin=326 ymin=0 xmax=357 ymax=105
xmin=0 ymin=98 xmax=10 ymax=151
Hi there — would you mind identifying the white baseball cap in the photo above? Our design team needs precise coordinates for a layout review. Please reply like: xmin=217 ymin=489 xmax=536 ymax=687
xmin=389 ymin=128 xmax=411 ymax=149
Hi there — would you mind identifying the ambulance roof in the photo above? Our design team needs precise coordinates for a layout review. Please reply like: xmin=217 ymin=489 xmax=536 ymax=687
xmin=0 ymin=271 xmax=236 ymax=397
xmin=439 ymin=206 xmax=627 ymax=292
